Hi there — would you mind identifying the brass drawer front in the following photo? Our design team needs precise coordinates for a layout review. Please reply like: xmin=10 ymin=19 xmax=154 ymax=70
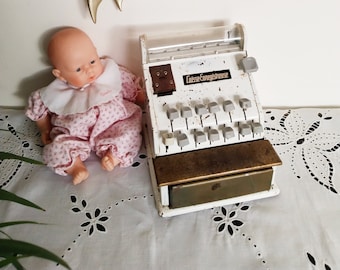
xmin=153 ymin=140 xmax=282 ymax=187
xmin=169 ymin=168 xmax=273 ymax=208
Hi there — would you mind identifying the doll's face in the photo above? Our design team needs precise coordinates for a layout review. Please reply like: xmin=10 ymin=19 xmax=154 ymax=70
xmin=48 ymin=28 xmax=104 ymax=88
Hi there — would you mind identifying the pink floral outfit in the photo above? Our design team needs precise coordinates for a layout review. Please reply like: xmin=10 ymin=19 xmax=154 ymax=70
xmin=26 ymin=58 xmax=142 ymax=176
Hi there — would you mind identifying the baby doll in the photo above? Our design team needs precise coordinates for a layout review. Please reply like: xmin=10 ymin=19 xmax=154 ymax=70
xmin=26 ymin=27 xmax=144 ymax=185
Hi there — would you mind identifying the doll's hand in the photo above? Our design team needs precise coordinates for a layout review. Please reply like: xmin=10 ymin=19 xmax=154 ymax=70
xmin=134 ymin=77 xmax=146 ymax=107
xmin=135 ymin=88 xmax=146 ymax=107
xmin=36 ymin=115 xmax=52 ymax=145
xmin=41 ymin=131 xmax=52 ymax=145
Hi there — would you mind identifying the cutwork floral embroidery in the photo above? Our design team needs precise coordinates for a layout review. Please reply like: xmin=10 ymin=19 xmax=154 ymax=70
xmin=265 ymin=110 xmax=340 ymax=194
xmin=307 ymin=252 xmax=332 ymax=270
xmin=0 ymin=113 xmax=42 ymax=188
xmin=80 ymin=208 xmax=109 ymax=235
xmin=70 ymin=195 xmax=109 ymax=236
xmin=213 ymin=203 xmax=250 ymax=236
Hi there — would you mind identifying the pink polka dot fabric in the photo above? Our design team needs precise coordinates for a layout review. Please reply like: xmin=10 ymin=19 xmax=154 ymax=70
xmin=26 ymin=66 xmax=142 ymax=176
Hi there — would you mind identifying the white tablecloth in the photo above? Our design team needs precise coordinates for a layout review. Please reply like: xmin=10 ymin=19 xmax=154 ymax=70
xmin=1 ymin=108 xmax=340 ymax=269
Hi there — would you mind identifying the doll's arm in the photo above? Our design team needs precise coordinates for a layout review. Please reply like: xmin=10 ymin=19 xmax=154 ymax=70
xmin=119 ymin=65 xmax=146 ymax=107
xmin=134 ymin=77 xmax=146 ymax=107
xmin=36 ymin=114 xmax=52 ymax=145
xmin=26 ymin=90 xmax=52 ymax=145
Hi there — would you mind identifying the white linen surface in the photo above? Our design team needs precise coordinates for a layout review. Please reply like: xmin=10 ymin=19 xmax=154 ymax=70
xmin=1 ymin=108 xmax=340 ymax=270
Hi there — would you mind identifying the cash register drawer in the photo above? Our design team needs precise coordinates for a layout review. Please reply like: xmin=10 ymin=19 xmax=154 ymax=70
xmin=169 ymin=168 xmax=273 ymax=208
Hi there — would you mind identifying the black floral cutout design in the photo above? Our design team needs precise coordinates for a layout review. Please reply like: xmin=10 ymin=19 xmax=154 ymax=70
xmin=265 ymin=110 xmax=340 ymax=194
xmin=80 ymin=208 xmax=109 ymax=235
xmin=61 ymin=191 xmax=154 ymax=263
xmin=212 ymin=203 xmax=269 ymax=266
xmin=213 ymin=203 xmax=250 ymax=236
xmin=68 ymin=154 xmax=146 ymax=236
xmin=70 ymin=195 xmax=109 ymax=236
xmin=307 ymin=252 xmax=332 ymax=270
xmin=132 ymin=153 xmax=147 ymax=167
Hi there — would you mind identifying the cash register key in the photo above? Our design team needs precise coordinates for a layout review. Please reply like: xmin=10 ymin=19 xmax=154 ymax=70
xmin=222 ymin=100 xmax=235 ymax=112
xmin=239 ymin=98 xmax=252 ymax=109
xmin=177 ymin=133 xmax=189 ymax=147
xmin=181 ymin=106 xmax=193 ymax=118
xmin=222 ymin=126 xmax=235 ymax=139
xmin=208 ymin=102 xmax=220 ymax=113
xmin=208 ymin=129 xmax=220 ymax=141
xmin=194 ymin=131 xmax=206 ymax=143
xmin=239 ymin=123 xmax=252 ymax=136
xmin=167 ymin=108 xmax=179 ymax=120
xmin=162 ymin=133 xmax=175 ymax=146
xmin=195 ymin=104 xmax=208 ymax=115
xmin=252 ymin=122 xmax=263 ymax=134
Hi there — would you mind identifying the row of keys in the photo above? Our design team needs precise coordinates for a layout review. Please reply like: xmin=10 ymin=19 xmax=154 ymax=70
xmin=164 ymin=98 xmax=259 ymax=133
xmin=166 ymin=98 xmax=252 ymax=120
xmin=161 ymin=122 xmax=263 ymax=147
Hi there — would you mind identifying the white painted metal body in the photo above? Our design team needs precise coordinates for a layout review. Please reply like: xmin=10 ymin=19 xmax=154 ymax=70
xmin=140 ymin=24 xmax=280 ymax=217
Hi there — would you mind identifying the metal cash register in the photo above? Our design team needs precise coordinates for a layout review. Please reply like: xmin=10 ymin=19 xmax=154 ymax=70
xmin=140 ymin=23 xmax=282 ymax=217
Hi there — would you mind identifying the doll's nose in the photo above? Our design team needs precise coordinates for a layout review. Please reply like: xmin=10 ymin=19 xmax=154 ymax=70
xmin=85 ymin=65 xmax=94 ymax=76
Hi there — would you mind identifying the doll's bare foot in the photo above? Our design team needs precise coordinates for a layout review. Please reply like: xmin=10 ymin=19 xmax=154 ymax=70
xmin=66 ymin=157 xmax=89 ymax=185
xmin=101 ymin=152 xmax=120 ymax=172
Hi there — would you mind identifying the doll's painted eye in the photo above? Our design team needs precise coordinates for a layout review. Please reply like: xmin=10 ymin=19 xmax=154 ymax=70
xmin=76 ymin=67 xmax=81 ymax=72
xmin=90 ymin=60 xmax=96 ymax=65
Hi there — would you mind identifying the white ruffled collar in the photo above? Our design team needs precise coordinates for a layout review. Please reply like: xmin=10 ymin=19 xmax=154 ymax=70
xmin=40 ymin=58 xmax=121 ymax=115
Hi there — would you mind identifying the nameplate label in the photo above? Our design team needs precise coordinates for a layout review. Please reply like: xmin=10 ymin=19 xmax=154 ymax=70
xmin=183 ymin=69 xmax=231 ymax=85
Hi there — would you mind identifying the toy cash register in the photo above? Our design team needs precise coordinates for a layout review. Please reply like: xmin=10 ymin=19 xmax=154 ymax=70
xmin=140 ymin=23 xmax=282 ymax=217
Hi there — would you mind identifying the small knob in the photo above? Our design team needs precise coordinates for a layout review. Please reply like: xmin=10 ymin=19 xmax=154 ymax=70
xmin=167 ymin=108 xmax=179 ymax=120
xmin=181 ymin=106 xmax=193 ymax=118
xmin=194 ymin=131 xmax=206 ymax=143
xmin=208 ymin=129 xmax=220 ymax=141
xmin=162 ymin=133 xmax=175 ymax=146
xmin=252 ymin=122 xmax=263 ymax=134
xmin=195 ymin=104 xmax=208 ymax=115
xmin=223 ymin=100 xmax=235 ymax=112
xmin=208 ymin=102 xmax=220 ymax=113
xmin=222 ymin=126 xmax=235 ymax=139
xmin=177 ymin=133 xmax=189 ymax=147
xmin=239 ymin=123 xmax=252 ymax=136
xmin=239 ymin=98 xmax=251 ymax=109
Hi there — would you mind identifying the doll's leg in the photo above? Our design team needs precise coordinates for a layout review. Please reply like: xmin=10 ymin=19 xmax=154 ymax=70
xmin=95 ymin=110 xmax=142 ymax=169
xmin=66 ymin=156 xmax=89 ymax=185
xmin=101 ymin=152 xmax=120 ymax=172
xmin=43 ymin=135 xmax=91 ymax=184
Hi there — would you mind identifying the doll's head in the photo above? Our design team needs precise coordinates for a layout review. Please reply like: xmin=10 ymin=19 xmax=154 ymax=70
xmin=48 ymin=27 xmax=104 ymax=88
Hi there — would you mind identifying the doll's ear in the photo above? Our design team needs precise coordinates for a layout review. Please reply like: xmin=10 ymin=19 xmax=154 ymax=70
xmin=52 ymin=69 xmax=62 ymax=79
